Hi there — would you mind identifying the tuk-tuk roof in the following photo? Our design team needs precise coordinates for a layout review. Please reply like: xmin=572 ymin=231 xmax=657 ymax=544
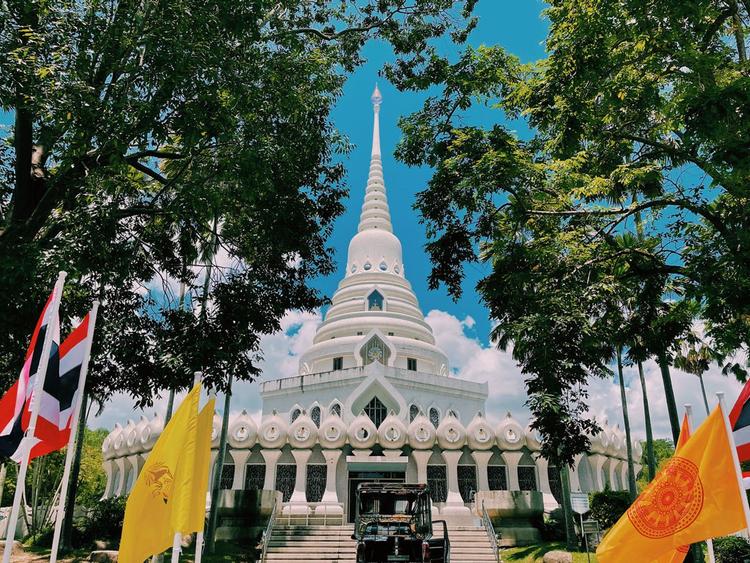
xmin=356 ymin=482 xmax=429 ymax=496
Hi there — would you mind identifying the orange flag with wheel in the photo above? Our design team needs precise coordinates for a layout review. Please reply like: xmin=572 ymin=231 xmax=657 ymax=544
xmin=597 ymin=404 xmax=748 ymax=563
xmin=652 ymin=415 xmax=692 ymax=563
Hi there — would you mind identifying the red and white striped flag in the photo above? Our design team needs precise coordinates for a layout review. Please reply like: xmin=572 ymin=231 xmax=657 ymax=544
xmin=28 ymin=313 xmax=94 ymax=460
xmin=729 ymin=379 xmax=750 ymax=487
xmin=0 ymin=290 xmax=59 ymax=459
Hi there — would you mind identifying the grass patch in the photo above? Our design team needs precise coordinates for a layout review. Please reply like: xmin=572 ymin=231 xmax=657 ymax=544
xmin=501 ymin=541 xmax=598 ymax=563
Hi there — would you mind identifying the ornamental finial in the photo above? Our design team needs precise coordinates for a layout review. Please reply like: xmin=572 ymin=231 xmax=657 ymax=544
xmin=371 ymin=83 xmax=382 ymax=108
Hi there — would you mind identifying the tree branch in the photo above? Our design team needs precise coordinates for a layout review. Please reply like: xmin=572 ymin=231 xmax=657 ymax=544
xmin=125 ymin=150 xmax=185 ymax=162
xmin=128 ymin=161 xmax=168 ymax=184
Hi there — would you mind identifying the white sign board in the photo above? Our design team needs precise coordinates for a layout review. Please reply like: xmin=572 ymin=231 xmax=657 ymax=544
xmin=570 ymin=492 xmax=590 ymax=515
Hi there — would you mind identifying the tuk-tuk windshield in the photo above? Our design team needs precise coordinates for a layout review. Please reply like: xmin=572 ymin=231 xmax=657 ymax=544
xmin=359 ymin=493 xmax=417 ymax=516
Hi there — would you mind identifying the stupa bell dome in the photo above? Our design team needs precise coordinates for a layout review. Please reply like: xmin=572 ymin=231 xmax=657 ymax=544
xmin=496 ymin=413 xmax=526 ymax=450
xmin=378 ymin=411 xmax=408 ymax=449
xmin=258 ymin=411 xmax=288 ymax=449
xmin=289 ymin=410 xmax=318 ymax=449
xmin=319 ymin=412 xmax=348 ymax=449
xmin=436 ymin=412 xmax=466 ymax=449
xmin=228 ymin=410 xmax=258 ymax=449
xmin=466 ymin=412 xmax=495 ymax=450
xmin=408 ymin=413 xmax=437 ymax=449
xmin=348 ymin=412 xmax=378 ymax=449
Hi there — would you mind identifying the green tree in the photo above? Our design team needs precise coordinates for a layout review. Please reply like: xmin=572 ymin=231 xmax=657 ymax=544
xmin=0 ymin=0 xmax=478 ymax=406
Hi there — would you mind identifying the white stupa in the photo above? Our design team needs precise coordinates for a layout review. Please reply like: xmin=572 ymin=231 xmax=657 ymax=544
xmin=101 ymin=86 xmax=638 ymax=529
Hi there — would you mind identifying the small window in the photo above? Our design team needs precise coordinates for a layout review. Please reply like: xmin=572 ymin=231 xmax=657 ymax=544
xmin=357 ymin=331 xmax=363 ymax=335
xmin=330 ymin=403 xmax=342 ymax=417
xmin=291 ymin=408 xmax=301 ymax=423
xmin=388 ymin=332 xmax=394 ymax=336
xmin=333 ymin=357 xmax=343 ymax=370
xmin=367 ymin=290 xmax=384 ymax=311
xmin=429 ymin=407 xmax=440 ymax=428
xmin=409 ymin=404 xmax=419 ymax=422
xmin=311 ymin=406 xmax=321 ymax=427
xmin=219 ymin=463 xmax=235 ymax=489
xmin=407 ymin=358 xmax=417 ymax=371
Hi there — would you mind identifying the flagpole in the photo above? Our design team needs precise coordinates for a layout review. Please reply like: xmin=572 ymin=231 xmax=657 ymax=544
xmin=717 ymin=392 xmax=750 ymax=534
xmin=49 ymin=301 xmax=100 ymax=563
xmin=194 ymin=389 xmax=215 ymax=563
xmin=2 ymin=272 xmax=67 ymax=563
xmin=684 ymin=404 xmax=716 ymax=563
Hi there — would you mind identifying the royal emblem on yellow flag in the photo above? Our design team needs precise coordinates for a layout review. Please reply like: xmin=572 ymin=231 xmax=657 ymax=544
xmin=118 ymin=384 xmax=200 ymax=563
xmin=597 ymin=405 xmax=747 ymax=563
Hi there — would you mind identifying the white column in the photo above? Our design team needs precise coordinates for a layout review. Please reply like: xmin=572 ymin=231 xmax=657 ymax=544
xmin=588 ymin=454 xmax=608 ymax=491
xmin=114 ymin=458 xmax=128 ymax=496
xmin=289 ymin=449 xmax=312 ymax=504
xmin=569 ymin=454 xmax=583 ymax=492
xmin=440 ymin=450 xmax=470 ymax=515
xmin=618 ymin=461 xmax=629 ymax=491
xmin=411 ymin=450 xmax=432 ymax=484
xmin=607 ymin=459 xmax=619 ymax=490
xmin=229 ymin=450 xmax=251 ymax=490
xmin=321 ymin=450 xmax=342 ymax=503
xmin=535 ymin=456 xmax=552 ymax=494
xmin=101 ymin=461 xmax=115 ymax=499
xmin=502 ymin=452 xmax=524 ymax=491
xmin=471 ymin=451 xmax=493 ymax=492
xmin=261 ymin=449 xmax=282 ymax=491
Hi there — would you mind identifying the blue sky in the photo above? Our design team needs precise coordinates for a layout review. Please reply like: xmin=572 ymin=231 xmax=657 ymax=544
xmin=319 ymin=1 xmax=549 ymax=347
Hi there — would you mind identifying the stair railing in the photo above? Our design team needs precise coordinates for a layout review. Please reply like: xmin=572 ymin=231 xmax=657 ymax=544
xmin=260 ymin=493 xmax=280 ymax=563
xmin=481 ymin=499 xmax=501 ymax=563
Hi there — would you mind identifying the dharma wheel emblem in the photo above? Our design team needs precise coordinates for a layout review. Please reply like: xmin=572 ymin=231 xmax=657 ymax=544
xmin=506 ymin=429 xmax=519 ymax=443
xmin=446 ymin=427 xmax=460 ymax=443
xmin=415 ymin=426 xmax=431 ymax=442
xmin=476 ymin=427 xmax=490 ymax=443
xmin=325 ymin=426 xmax=341 ymax=441
xmin=294 ymin=426 xmax=310 ymax=441
xmin=264 ymin=425 xmax=279 ymax=441
xmin=627 ymin=456 xmax=704 ymax=539
xmin=235 ymin=425 xmax=248 ymax=441
xmin=385 ymin=426 xmax=400 ymax=442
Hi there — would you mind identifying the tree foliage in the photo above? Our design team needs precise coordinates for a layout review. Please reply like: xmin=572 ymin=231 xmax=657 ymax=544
xmin=393 ymin=0 xmax=750 ymax=465
xmin=0 ymin=0 xmax=477 ymax=404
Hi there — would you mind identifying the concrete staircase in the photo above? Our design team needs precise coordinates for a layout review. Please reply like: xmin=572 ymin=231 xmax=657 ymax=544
xmin=265 ymin=524 xmax=356 ymax=563
xmin=263 ymin=523 xmax=498 ymax=563
xmin=449 ymin=526 xmax=499 ymax=563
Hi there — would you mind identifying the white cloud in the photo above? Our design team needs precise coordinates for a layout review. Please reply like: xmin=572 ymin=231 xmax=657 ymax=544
xmin=425 ymin=310 xmax=745 ymax=443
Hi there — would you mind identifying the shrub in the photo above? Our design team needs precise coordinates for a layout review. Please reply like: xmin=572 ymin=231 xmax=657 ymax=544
xmin=74 ymin=497 xmax=127 ymax=547
xmin=541 ymin=508 xmax=567 ymax=541
xmin=713 ymin=536 xmax=750 ymax=563
xmin=589 ymin=489 xmax=631 ymax=530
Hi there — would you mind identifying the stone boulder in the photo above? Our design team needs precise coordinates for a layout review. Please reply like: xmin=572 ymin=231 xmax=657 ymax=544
xmin=542 ymin=550 xmax=573 ymax=563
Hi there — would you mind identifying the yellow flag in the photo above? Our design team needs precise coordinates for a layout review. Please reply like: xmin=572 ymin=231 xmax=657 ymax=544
xmin=652 ymin=415 xmax=692 ymax=563
xmin=185 ymin=398 xmax=215 ymax=534
xmin=118 ymin=384 xmax=200 ymax=563
xmin=597 ymin=405 xmax=747 ymax=563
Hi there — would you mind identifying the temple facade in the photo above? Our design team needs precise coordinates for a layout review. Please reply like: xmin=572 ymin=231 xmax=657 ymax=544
xmin=101 ymin=87 xmax=640 ymax=526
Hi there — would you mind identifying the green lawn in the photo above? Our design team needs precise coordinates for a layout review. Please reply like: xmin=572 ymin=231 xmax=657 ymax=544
xmin=501 ymin=542 xmax=598 ymax=563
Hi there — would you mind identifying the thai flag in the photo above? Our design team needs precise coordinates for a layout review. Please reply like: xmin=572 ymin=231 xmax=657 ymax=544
xmin=27 ymin=313 xmax=92 ymax=460
xmin=729 ymin=379 xmax=750 ymax=487
xmin=0 ymin=291 xmax=59 ymax=460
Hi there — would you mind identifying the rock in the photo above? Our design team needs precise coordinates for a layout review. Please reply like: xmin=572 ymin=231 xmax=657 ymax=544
xmin=89 ymin=550 xmax=119 ymax=562
xmin=543 ymin=550 xmax=573 ymax=563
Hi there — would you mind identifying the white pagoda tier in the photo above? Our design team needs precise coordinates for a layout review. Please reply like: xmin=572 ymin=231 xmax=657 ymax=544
xmin=101 ymin=87 xmax=639 ymax=531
